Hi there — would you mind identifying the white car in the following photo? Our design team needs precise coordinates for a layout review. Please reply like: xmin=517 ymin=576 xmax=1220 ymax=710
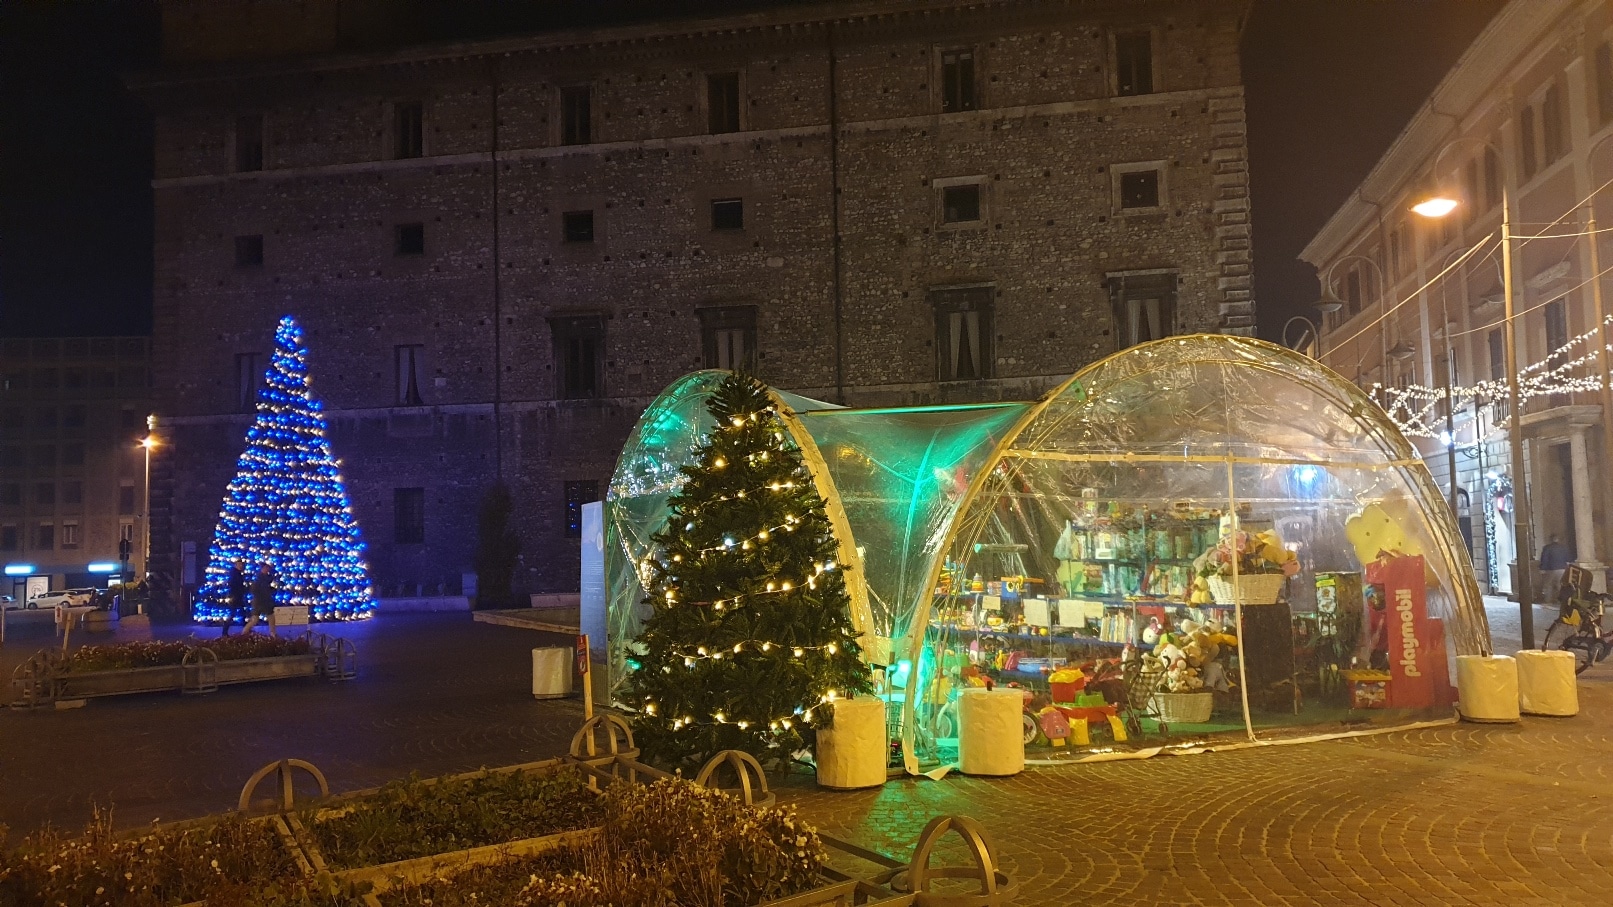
xmin=27 ymin=589 xmax=93 ymax=609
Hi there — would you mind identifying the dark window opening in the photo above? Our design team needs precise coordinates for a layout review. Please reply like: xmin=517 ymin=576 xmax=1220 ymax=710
xmin=711 ymin=198 xmax=744 ymax=231
xmin=1119 ymin=170 xmax=1160 ymax=209
xmin=932 ymin=287 xmax=994 ymax=381
xmin=561 ymin=85 xmax=592 ymax=145
xmin=235 ymin=353 xmax=260 ymax=412
xmin=394 ymin=101 xmax=424 ymax=159
xmin=63 ymin=406 xmax=85 ymax=430
xmin=63 ymin=481 xmax=82 ymax=505
xmin=395 ymin=223 xmax=425 ymax=256
xmin=700 ymin=306 xmax=757 ymax=372
xmin=1345 ymin=270 xmax=1363 ymax=316
xmin=1546 ymin=298 xmax=1568 ymax=355
xmin=395 ymin=345 xmax=424 ymax=407
xmin=0 ymin=525 xmax=16 ymax=551
xmin=1520 ymin=105 xmax=1538 ymax=179
xmin=62 ymin=443 xmax=84 ymax=467
xmin=0 ymin=485 xmax=16 ymax=507
xmin=1542 ymin=84 xmax=1565 ymax=165
xmin=941 ymin=49 xmax=976 ymax=112
xmin=564 ymin=480 xmax=599 ymax=538
xmin=941 ymin=184 xmax=981 ymax=224
xmin=1115 ymin=30 xmax=1154 ymax=96
xmin=563 ymin=210 xmax=595 ymax=243
xmin=707 ymin=72 xmax=741 ymax=134
xmin=118 ymin=482 xmax=134 ymax=515
xmin=235 ymin=114 xmax=263 ymax=172
xmin=35 ymin=523 xmax=53 ymax=550
xmin=1108 ymin=272 xmax=1178 ymax=348
xmin=1483 ymin=147 xmax=1501 ymax=211
xmin=35 ymin=483 xmax=54 ymax=506
xmin=1597 ymin=42 xmax=1613 ymax=127
xmin=234 ymin=235 xmax=263 ymax=268
xmin=394 ymin=488 xmax=425 ymax=544
xmin=551 ymin=315 xmax=605 ymax=399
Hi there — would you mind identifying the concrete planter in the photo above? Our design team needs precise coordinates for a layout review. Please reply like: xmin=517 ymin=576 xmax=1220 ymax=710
xmin=18 ymin=652 xmax=326 ymax=708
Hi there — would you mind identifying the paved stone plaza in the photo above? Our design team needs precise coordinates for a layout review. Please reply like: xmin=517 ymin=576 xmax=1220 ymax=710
xmin=2 ymin=608 xmax=1610 ymax=905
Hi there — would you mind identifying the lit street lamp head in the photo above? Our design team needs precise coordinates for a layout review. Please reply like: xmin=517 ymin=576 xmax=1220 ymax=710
xmin=1412 ymin=196 xmax=1459 ymax=218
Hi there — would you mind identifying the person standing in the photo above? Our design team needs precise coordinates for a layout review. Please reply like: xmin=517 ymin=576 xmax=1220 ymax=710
xmin=1539 ymin=535 xmax=1572 ymax=603
xmin=224 ymin=560 xmax=247 ymax=636
xmin=244 ymin=564 xmax=277 ymax=634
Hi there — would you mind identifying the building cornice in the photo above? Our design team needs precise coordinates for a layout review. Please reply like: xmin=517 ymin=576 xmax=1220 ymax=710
xmin=1298 ymin=0 xmax=1576 ymax=268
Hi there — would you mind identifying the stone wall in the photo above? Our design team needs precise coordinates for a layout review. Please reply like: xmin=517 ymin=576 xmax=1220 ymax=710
xmin=142 ymin=0 xmax=1255 ymax=612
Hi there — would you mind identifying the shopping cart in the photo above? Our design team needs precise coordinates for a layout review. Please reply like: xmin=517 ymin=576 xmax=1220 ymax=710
xmin=1119 ymin=658 xmax=1169 ymax=737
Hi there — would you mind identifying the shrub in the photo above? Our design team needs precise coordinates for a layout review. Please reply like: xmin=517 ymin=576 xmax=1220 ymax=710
xmin=307 ymin=768 xmax=601 ymax=869
xmin=0 ymin=811 xmax=301 ymax=906
xmin=68 ymin=635 xmax=311 ymax=672
xmin=384 ymin=779 xmax=825 ymax=907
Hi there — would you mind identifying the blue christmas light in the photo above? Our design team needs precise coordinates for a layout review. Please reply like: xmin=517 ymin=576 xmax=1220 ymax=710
xmin=194 ymin=316 xmax=376 ymax=623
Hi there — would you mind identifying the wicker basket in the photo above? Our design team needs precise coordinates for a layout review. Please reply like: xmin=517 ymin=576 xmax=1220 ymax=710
xmin=1152 ymin=691 xmax=1214 ymax=724
xmin=1207 ymin=573 xmax=1286 ymax=606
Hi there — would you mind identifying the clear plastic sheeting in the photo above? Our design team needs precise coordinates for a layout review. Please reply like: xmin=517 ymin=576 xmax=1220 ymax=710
xmin=607 ymin=337 xmax=1491 ymax=771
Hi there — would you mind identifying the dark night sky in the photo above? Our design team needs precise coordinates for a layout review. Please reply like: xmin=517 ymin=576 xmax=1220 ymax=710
xmin=0 ymin=0 xmax=1503 ymax=342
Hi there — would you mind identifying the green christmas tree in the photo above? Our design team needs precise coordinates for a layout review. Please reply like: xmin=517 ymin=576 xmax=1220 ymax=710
xmin=627 ymin=373 xmax=873 ymax=768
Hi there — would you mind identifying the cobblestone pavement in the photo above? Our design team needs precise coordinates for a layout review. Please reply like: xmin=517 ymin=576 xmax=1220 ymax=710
xmin=778 ymin=666 xmax=1613 ymax=907
xmin=0 ymin=613 xmax=582 ymax=832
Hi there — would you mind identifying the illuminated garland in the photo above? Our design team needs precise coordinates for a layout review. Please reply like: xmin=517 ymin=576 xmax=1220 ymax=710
xmin=194 ymin=316 xmax=376 ymax=623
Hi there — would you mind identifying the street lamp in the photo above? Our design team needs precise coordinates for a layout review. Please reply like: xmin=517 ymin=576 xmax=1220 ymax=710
xmin=139 ymin=430 xmax=156 ymax=585
xmin=1413 ymin=138 xmax=1536 ymax=647
xmin=1282 ymin=315 xmax=1322 ymax=359
xmin=1317 ymin=253 xmax=1389 ymax=393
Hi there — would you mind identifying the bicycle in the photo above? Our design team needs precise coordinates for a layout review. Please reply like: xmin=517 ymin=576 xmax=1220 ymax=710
xmin=1541 ymin=564 xmax=1613 ymax=674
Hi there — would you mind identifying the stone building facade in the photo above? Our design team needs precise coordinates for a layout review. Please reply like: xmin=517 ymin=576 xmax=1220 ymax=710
xmin=1303 ymin=0 xmax=1613 ymax=596
xmin=137 ymin=0 xmax=1256 ymax=612
xmin=0 ymin=337 xmax=153 ymax=599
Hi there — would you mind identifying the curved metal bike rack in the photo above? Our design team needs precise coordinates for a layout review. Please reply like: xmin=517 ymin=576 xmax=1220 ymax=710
xmin=238 ymin=758 xmax=331 ymax=813
xmin=694 ymin=749 xmax=776 ymax=807
xmin=182 ymin=646 xmax=220 ymax=694
xmin=879 ymin=815 xmax=1017 ymax=907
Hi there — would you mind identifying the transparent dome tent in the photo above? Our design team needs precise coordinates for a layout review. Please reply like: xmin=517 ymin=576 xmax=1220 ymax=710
xmin=606 ymin=335 xmax=1490 ymax=770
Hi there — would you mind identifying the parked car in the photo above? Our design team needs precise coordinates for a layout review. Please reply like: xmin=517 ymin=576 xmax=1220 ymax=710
xmin=26 ymin=589 xmax=93 ymax=609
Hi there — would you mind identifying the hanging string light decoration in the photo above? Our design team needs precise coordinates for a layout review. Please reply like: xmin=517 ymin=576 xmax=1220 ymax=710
xmin=625 ymin=372 xmax=872 ymax=769
xmin=194 ymin=316 xmax=376 ymax=623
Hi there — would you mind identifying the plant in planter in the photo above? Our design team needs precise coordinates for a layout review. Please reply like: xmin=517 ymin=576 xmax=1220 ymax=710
xmin=67 ymin=635 xmax=312 ymax=672
xmin=306 ymin=767 xmax=601 ymax=869
xmin=380 ymin=778 xmax=825 ymax=907
xmin=0 ymin=811 xmax=303 ymax=906
xmin=626 ymin=373 xmax=873 ymax=769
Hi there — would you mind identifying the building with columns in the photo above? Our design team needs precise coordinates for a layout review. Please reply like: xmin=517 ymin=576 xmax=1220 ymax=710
xmin=1303 ymin=0 xmax=1613 ymax=593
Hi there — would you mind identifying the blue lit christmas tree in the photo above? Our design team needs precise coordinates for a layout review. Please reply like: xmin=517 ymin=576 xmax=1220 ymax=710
xmin=195 ymin=316 xmax=375 ymax=622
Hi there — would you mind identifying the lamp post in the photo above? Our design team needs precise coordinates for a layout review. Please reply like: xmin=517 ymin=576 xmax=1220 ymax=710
xmin=1282 ymin=315 xmax=1322 ymax=358
xmin=1584 ymin=201 xmax=1613 ymax=593
xmin=1414 ymin=141 xmax=1536 ymax=647
xmin=1316 ymin=254 xmax=1389 ymax=385
xmin=139 ymin=431 xmax=156 ymax=582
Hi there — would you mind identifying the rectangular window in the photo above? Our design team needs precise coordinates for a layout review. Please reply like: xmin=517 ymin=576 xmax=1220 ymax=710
xmin=235 ymin=114 xmax=264 ymax=172
xmin=0 ymin=484 xmax=18 ymax=506
xmin=395 ymin=345 xmax=424 ymax=407
xmin=711 ymin=198 xmax=744 ymax=231
xmin=1 ymin=408 xmax=20 ymax=432
xmin=63 ymin=368 xmax=85 ymax=391
xmin=1388 ymin=227 xmax=1403 ymax=277
xmin=120 ymin=521 xmax=134 ymax=543
xmin=235 ymin=353 xmax=260 ymax=411
xmin=560 ymin=85 xmax=591 ymax=145
xmin=61 ymin=521 xmax=79 ymax=549
xmin=395 ymin=222 xmax=425 ymax=256
xmin=35 ymin=482 xmax=54 ymax=506
xmin=1483 ymin=146 xmax=1501 ymax=211
xmin=1463 ymin=159 xmax=1480 ymax=216
xmin=941 ymin=184 xmax=981 ymax=224
xmin=941 ymin=49 xmax=976 ymax=113
xmin=1597 ymin=42 xmax=1613 ymax=127
xmin=394 ymin=101 xmax=424 ymax=159
xmin=699 ymin=306 xmax=758 ymax=372
xmin=394 ymin=487 xmax=425 ymax=544
xmin=35 ymin=523 xmax=53 ymax=550
xmin=34 ymin=368 xmax=58 ymax=390
xmin=1345 ymin=270 xmax=1363 ymax=316
xmin=1542 ymin=84 xmax=1564 ymax=164
xmin=1546 ymin=298 xmax=1568 ymax=355
xmin=564 ymin=480 xmax=599 ymax=538
xmin=63 ymin=405 xmax=85 ymax=430
xmin=62 ymin=481 xmax=82 ymax=505
xmin=1109 ymin=272 xmax=1178 ymax=348
xmin=0 ymin=448 xmax=19 ymax=471
xmin=1520 ymin=104 xmax=1537 ymax=179
xmin=34 ymin=407 xmax=57 ymax=430
xmin=551 ymin=315 xmax=606 ymax=399
xmin=706 ymin=72 xmax=741 ymax=134
xmin=1488 ymin=328 xmax=1505 ymax=380
xmin=1114 ymin=30 xmax=1154 ymax=97
xmin=118 ymin=481 xmax=135 ymax=515
xmin=235 ymin=234 xmax=263 ymax=268
xmin=1119 ymin=169 xmax=1160 ymax=210
xmin=62 ymin=443 xmax=84 ymax=467
xmin=932 ymin=287 xmax=994 ymax=381
xmin=0 ymin=525 xmax=16 ymax=551
xmin=32 ymin=445 xmax=54 ymax=469
xmin=562 ymin=210 xmax=595 ymax=243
